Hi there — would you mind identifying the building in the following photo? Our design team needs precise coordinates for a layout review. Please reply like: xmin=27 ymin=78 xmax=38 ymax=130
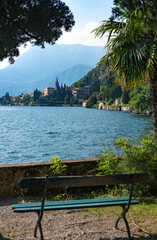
xmin=83 ymin=85 xmax=90 ymax=96
xmin=44 ymin=87 xmax=55 ymax=96
xmin=44 ymin=77 xmax=63 ymax=96
xmin=72 ymin=86 xmax=91 ymax=100
xmin=20 ymin=93 xmax=33 ymax=100
xmin=72 ymin=88 xmax=83 ymax=99
xmin=82 ymin=100 xmax=88 ymax=107
xmin=115 ymin=98 xmax=122 ymax=106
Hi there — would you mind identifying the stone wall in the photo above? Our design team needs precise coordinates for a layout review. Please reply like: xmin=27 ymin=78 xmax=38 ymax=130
xmin=121 ymin=106 xmax=130 ymax=112
xmin=0 ymin=158 xmax=99 ymax=198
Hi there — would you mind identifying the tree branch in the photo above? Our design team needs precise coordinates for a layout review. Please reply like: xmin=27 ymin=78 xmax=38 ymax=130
xmin=0 ymin=11 xmax=40 ymax=41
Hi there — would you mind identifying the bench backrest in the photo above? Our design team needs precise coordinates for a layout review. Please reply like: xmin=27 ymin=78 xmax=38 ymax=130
xmin=19 ymin=173 xmax=150 ymax=189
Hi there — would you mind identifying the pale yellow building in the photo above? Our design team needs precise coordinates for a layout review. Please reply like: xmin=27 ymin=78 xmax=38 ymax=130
xmin=44 ymin=87 xmax=55 ymax=96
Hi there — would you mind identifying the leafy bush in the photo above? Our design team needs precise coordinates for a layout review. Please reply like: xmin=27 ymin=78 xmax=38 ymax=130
xmin=98 ymin=132 xmax=157 ymax=195
xmin=129 ymin=84 xmax=151 ymax=113
xmin=86 ymin=92 xmax=98 ymax=108
xmin=98 ymin=142 xmax=119 ymax=175
xmin=70 ymin=96 xmax=79 ymax=105
xmin=116 ymin=133 xmax=157 ymax=190
xmin=49 ymin=155 xmax=67 ymax=176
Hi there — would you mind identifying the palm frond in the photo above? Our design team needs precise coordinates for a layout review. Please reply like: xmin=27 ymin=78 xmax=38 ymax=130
xmin=92 ymin=20 xmax=126 ymax=42
xmin=103 ymin=37 xmax=156 ymax=87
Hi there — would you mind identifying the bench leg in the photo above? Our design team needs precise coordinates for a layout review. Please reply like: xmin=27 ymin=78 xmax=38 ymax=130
xmin=34 ymin=212 xmax=44 ymax=240
xmin=115 ymin=206 xmax=131 ymax=240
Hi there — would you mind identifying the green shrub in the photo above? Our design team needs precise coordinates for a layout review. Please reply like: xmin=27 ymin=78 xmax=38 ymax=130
xmin=98 ymin=142 xmax=119 ymax=175
xmin=86 ymin=92 xmax=98 ymax=108
xmin=129 ymin=84 xmax=151 ymax=113
xmin=49 ymin=155 xmax=67 ymax=176
xmin=116 ymin=133 xmax=157 ymax=190
xmin=98 ymin=132 xmax=157 ymax=195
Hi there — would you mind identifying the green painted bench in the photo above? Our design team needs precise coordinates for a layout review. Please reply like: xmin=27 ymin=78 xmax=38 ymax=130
xmin=12 ymin=173 xmax=149 ymax=240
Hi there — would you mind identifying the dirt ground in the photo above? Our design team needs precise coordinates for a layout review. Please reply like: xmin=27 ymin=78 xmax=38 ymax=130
xmin=0 ymin=198 xmax=156 ymax=240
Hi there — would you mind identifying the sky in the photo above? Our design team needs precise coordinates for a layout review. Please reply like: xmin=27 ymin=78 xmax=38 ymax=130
xmin=0 ymin=0 xmax=114 ymax=69
xmin=57 ymin=0 xmax=114 ymax=46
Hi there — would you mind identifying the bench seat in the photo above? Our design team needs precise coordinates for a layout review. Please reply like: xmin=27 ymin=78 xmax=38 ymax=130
xmin=12 ymin=174 xmax=149 ymax=240
xmin=12 ymin=196 xmax=139 ymax=213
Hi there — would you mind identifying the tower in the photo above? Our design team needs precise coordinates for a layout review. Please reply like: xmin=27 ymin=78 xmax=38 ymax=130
xmin=55 ymin=77 xmax=59 ymax=90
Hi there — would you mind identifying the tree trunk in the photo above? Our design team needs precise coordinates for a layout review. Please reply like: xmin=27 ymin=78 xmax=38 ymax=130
xmin=149 ymin=69 xmax=157 ymax=132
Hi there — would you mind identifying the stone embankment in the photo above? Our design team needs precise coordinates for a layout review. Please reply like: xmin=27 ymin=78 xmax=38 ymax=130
xmin=98 ymin=101 xmax=151 ymax=115
xmin=0 ymin=158 xmax=99 ymax=198
xmin=98 ymin=102 xmax=130 ymax=112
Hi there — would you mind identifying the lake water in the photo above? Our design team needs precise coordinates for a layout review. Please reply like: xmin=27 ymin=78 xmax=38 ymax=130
xmin=0 ymin=106 xmax=153 ymax=165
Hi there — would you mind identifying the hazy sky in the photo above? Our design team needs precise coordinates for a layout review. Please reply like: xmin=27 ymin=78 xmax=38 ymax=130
xmin=57 ymin=0 xmax=114 ymax=46
xmin=0 ymin=0 xmax=114 ymax=69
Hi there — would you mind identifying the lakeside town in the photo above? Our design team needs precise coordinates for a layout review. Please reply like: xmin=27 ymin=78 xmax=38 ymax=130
xmin=0 ymin=76 xmax=152 ymax=116
xmin=0 ymin=78 xmax=90 ymax=107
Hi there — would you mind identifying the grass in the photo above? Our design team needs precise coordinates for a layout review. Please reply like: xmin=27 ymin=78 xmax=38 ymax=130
xmin=0 ymin=226 xmax=27 ymax=239
xmin=0 ymin=227 xmax=17 ymax=239
xmin=87 ymin=197 xmax=157 ymax=237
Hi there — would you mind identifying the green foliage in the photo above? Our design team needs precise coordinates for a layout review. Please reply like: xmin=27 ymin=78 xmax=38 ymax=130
xmin=98 ymin=143 xmax=119 ymax=175
xmin=49 ymin=155 xmax=67 ymax=176
xmin=0 ymin=0 xmax=75 ymax=63
xmin=116 ymin=133 xmax=157 ymax=188
xmin=73 ymin=65 xmax=113 ymax=95
xmin=5 ymin=92 xmax=10 ymax=101
xmin=121 ymin=90 xmax=130 ymax=104
xmin=93 ymin=0 xmax=157 ymax=87
xmin=64 ymin=94 xmax=70 ymax=104
xmin=33 ymin=89 xmax=41 ymax=103
xmin=86 ymin=92 xmax=98 ymax=108
xmin=100 ymin=84 xmax=122 ymax=103
xmin=72 ymin=63 xmax=151 ymax=112
xmin=73 ymin=66 xmax=99 ymax=88
xmin=53 ymin=192 xmax=68 ymax=201
xmin=129 ymin=84 xmax=151 ymax=113
xmin=98 ymin=133 xmax=157 ymax=195
xmin=93 ymin=0 xmax=157 ymax=131
xmin=22 ymin=95 xmax=31 ymax=105
xmin=73 ymin=56 xmax=151 ymax=113
xmin=70 ymin=96 xmax=79 ymax=105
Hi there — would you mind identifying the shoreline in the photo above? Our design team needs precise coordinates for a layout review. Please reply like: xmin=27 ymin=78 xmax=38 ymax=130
xmin=98 ymin=102 xmax=152 ymax=116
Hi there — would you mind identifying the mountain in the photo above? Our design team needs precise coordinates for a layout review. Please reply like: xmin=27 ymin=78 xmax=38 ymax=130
xmin=0 ymin=44 xmax=105 ymax=96
xmin=43 ymin=64 xmax=93 ymax=89
xmin=73 ymin=65 xmax=104 ymax=88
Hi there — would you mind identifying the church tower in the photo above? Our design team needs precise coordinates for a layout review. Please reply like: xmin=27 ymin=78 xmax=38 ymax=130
xmin=55 ymin=77 xmax=59 ymax=90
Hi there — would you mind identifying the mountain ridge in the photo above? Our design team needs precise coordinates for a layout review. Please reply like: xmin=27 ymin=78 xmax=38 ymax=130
xmin=0 ymin=44 xmax=105 ymax=96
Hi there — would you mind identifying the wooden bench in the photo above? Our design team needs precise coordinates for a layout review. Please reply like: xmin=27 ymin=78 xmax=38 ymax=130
xmin=12 ymin=173 xmax=149 ymax=240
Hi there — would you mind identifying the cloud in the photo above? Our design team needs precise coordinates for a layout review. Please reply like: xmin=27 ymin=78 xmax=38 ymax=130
xmin=57 ymin=21 xmax=108 ymax=46
xmin=0 ymin=59 xmax=9 ymax=70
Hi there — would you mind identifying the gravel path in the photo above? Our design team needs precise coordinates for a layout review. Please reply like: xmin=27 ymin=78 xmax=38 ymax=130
xmin=0 ymin=198 xmax=156 ymax=240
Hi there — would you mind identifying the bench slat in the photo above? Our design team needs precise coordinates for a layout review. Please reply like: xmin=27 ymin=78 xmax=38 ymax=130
xmin=13 ymin=199 xmax=139 ymax=213
xmin=12 ymin=196 xmax=134 ymax=209
xmin=19 ymin=173 xmax=150 ymax=189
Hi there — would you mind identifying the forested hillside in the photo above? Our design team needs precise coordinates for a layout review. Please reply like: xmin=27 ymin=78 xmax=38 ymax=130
xmin=73 ymin=64 xmax=151 ymax=114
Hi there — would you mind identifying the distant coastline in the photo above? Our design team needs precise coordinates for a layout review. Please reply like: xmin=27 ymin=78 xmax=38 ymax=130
xmin=97 ymin=101 xmax=152 ymax=116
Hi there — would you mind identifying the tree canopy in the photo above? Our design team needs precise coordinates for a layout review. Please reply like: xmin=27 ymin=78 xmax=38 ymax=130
xmin=93 ymin=0 xmax=157 ymax=132
xmin=0 ymin=0 xmax=75 ymax=63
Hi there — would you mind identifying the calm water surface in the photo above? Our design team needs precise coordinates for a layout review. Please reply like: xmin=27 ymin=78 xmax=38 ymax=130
xmin=0 ymin=106 xmax=153 ymax=164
